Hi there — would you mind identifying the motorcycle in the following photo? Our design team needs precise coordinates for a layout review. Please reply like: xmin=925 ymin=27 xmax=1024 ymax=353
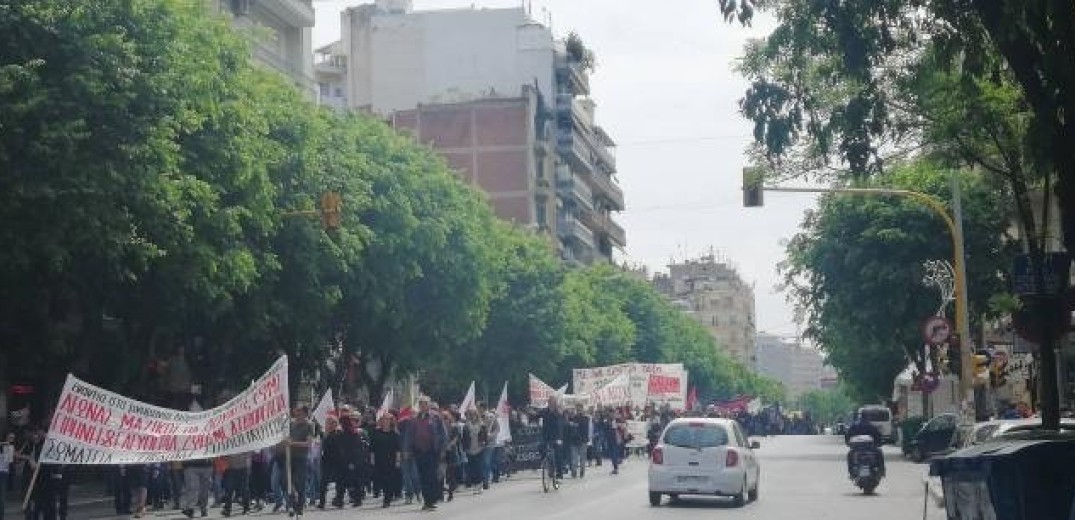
xmin=847 ymin=435 xmax=884 ymax=494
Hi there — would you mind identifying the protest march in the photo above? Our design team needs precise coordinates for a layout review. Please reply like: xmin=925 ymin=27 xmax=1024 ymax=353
xmin=10 ymin=359 xmax=778 ymax=520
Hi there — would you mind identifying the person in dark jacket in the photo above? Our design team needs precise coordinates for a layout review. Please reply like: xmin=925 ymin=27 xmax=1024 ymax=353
xmin=369 ymin=413 xmax=401 ymax=508
xmin=336 ymin=414 xmax=367 ymax=507
xmin=316 ymin=417 xmax=342 ymax=509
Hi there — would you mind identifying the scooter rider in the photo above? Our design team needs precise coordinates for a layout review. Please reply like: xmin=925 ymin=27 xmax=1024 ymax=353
xmin=845 ymin=415 xmax=885 ymax=476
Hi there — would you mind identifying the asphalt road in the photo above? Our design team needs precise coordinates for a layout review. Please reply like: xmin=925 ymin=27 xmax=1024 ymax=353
xmin=63 ymin=435 xmax=946 ymax=520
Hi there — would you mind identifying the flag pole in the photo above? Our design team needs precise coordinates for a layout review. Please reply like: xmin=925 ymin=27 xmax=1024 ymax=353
xmin=22 ymin=458 xmax=42 ymax=511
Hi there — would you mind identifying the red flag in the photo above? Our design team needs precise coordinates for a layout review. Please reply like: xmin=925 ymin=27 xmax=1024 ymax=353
xmin=686 ymin=386 xmax=698 ymax=410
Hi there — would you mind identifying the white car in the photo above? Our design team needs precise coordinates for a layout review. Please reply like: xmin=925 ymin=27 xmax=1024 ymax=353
xmin=647 ymin=418 xmax=761 ymax=507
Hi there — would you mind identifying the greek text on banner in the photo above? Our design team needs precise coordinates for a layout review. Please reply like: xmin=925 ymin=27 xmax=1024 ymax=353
xmin=40 ymin=356 xmax=290 ymax=465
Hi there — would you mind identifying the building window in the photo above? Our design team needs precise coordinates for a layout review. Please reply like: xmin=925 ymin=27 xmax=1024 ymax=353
xmin=536 ymin=201 xmax=547 ymax=227
xmin=334 ymin=87 xmax=343 ymax=97
xmin=319 ymin=83 xmax=330 ymax=97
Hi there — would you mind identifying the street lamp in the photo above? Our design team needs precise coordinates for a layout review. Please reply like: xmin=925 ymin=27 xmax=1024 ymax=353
xmin=744 ymin=172 xmax=975 ymax=419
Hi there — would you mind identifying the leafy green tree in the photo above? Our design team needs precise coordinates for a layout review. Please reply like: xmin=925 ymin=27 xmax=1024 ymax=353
xmin=796 ymin=387 xmax=856 ymax=425
xmin=780 ymin=162 xmax=1013 ymax=401
xmin=0 ymin=0 xmax=282 ymax=394
xmin=722 ymin=0 xmax=1075 ymax=426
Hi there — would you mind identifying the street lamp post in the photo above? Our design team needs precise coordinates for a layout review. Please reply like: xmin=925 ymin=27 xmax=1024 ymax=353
xmin=753 ymin=184 xmax=975 ymax=416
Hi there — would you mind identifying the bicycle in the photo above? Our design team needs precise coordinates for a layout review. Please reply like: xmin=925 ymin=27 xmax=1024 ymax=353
xmin=541 ymin=441 xmax=562 ymax=493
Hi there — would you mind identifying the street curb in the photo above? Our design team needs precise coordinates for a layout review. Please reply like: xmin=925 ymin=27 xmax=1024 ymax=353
xmin=922 ymin=474 xmax=945 ymax=508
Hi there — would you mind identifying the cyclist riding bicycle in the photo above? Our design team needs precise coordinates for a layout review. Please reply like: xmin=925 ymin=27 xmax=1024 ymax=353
xmin=530 ymin=395 xmax=567 ymax=479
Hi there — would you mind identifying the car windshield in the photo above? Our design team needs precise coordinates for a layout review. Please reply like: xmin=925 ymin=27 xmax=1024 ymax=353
xmin=663 ymin=424 xmax=729 ymax=449
xmin=860 ymin=409 xmax=890 ymax=422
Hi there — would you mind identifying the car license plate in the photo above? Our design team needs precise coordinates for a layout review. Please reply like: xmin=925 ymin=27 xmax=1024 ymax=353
xmin=858 ymin=467 xmax=872 ymax=478
xmin=677 ymin=476 xmax=706 ymax=484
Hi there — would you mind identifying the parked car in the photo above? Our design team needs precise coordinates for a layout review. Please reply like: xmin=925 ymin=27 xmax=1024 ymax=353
xmin=990 ymin=418 xmax=1075 ymax=439
xmin=647 ymin=418 xmax=761 ymax=507
xmin=908 ymin=413 xmax=958 ymax=462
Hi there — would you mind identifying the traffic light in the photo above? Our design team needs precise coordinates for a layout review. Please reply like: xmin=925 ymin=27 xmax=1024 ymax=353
xmin=320 ymin=191 xmax=343 ymax=230
xmin=973 ymin=350 xmax=992 ymax=386
xmin=743 ymin=167 xmax=764 ymax=207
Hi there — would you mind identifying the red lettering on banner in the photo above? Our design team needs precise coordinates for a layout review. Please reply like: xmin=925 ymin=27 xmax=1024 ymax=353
xmin=121 ymin=414 xmax=143 ymax=431
xmin=159 ymin=436 xmax=177 ymax=451
xmin=648 ymin=375 xmax=680 ymax=395
xmin=58 ymin=394 xmax=112 ymax=425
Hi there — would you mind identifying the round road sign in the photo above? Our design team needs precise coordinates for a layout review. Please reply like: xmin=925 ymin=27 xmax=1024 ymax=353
xmin=922 ymin=316 xmax=952 ymax=346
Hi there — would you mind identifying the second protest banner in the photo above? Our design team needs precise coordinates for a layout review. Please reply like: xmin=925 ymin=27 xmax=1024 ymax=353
xmin=41 ymin=356 xmax=290 ymax=465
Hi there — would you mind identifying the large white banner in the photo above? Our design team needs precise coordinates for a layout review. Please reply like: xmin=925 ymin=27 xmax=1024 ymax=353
xmin=41 ymin=356 xmax=290 ymax=465
xmin=528 ymin=374 xmax=556 ymax=408
xmin=590 ymin=373 xmax=631 ymax=406
xmin=573 ymin=363 xmax=687 ymax=408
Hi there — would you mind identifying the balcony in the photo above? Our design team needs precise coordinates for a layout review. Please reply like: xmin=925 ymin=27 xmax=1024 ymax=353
xmin=589 ymin=172 xmax=625 ymax=211
xmin=259 ymin=0 xmax=315 ymax=28
xmin=314 ymin=54 xmax=347 ymax=77
xmin=557 ymin=214 xmax=596 ymax=250
xmin=556 ymin=167 xmax=594 ymax=213
xmin=592 ymin=141 xmax=616 ymax=173
xmin=593 ymin=213 xmax=627 ymax=248
xmin=557 ymin=131 xmax=594 ymax=174
xmin=555 ymin=54 xmax=590 ymax=96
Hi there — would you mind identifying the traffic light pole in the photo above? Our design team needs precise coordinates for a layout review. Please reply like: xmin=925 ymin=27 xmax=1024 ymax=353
xmin=761 ymin=185 xmax=974 ymax=416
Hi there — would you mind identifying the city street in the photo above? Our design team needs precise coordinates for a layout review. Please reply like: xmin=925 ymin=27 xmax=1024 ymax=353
xmin=57 ymin=435 xmax=944 ymax=520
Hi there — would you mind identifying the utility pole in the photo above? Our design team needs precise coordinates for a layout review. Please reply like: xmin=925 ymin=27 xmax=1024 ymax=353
xmin=744 ymin=171 xmax=975 ymax=416
xmin=949 ymin=174 xmax=974 ymax=421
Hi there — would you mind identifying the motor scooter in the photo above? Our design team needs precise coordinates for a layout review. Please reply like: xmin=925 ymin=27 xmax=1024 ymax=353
xmin=847 ymin=435 xmax=884 ymax=494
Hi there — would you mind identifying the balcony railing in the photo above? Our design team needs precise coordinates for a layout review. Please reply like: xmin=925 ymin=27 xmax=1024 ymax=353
xmin=555 ymin=55 xmax=590 ymax=96
xmin=589 ymin=172 xmax=625 ymax=211
xmin=556 ymin=167 xmax=594 ymax=213
xmin=557 ymin=214 xmax=596 ymax=249
xmin=557 ymin=132 xmax=593 ymax=174
xmin=590 ymin=213 xmax=626 ymax=248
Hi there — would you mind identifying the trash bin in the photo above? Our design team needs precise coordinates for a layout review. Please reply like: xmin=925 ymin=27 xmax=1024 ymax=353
xmin=929 ymin=433 xmax=1075 ymax=520
xmin=900 ymin=416 xmax=925 ymax=457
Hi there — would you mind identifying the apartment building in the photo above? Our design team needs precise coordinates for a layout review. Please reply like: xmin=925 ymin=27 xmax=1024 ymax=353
xmin=213 ymin=0 xmax=317 ymax=96
xmin=655 ymin=255 xmax=756 ymax=365
xmin=755 ymin=333 xmax=829 ymax=398
xmin=321 ymin=1 xmax=625 ymax=263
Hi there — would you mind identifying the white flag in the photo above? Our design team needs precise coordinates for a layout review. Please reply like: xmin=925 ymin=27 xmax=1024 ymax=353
xmin=494 ymin=381 xmax=511 ymax=444
xmin=312 ymin=389 xmax=335 ymax=427
xmin=459 ymin=381 xmax=477 ymax=413
xmin=376 ymin=390 xmax=394 ymax=420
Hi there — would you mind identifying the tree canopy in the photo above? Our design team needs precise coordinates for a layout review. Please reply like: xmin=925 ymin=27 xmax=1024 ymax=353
xmin=781 ymin=162 xmax=1013 ymax=401
xmin=0 ymin=0 xmax=782 ymax=414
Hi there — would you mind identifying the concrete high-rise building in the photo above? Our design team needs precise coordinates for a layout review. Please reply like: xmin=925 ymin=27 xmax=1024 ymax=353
xmin=755 ymin=333 xmax=829 ymax=398
xmin=320 ymin=1 xmax=625 ymax=263
xmin=655 ymin=255 xmax=756 ymax=365
xmin=213 ymin=0 xmax=316 ymax=96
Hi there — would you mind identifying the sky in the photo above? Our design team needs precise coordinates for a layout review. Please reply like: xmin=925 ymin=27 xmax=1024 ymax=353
xmin=311 ymin=0 xmax=819 ymax=337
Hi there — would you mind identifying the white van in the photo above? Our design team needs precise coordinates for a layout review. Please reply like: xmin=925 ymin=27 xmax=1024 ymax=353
xmin=857 ymin=405 xmax=894 ymax=443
